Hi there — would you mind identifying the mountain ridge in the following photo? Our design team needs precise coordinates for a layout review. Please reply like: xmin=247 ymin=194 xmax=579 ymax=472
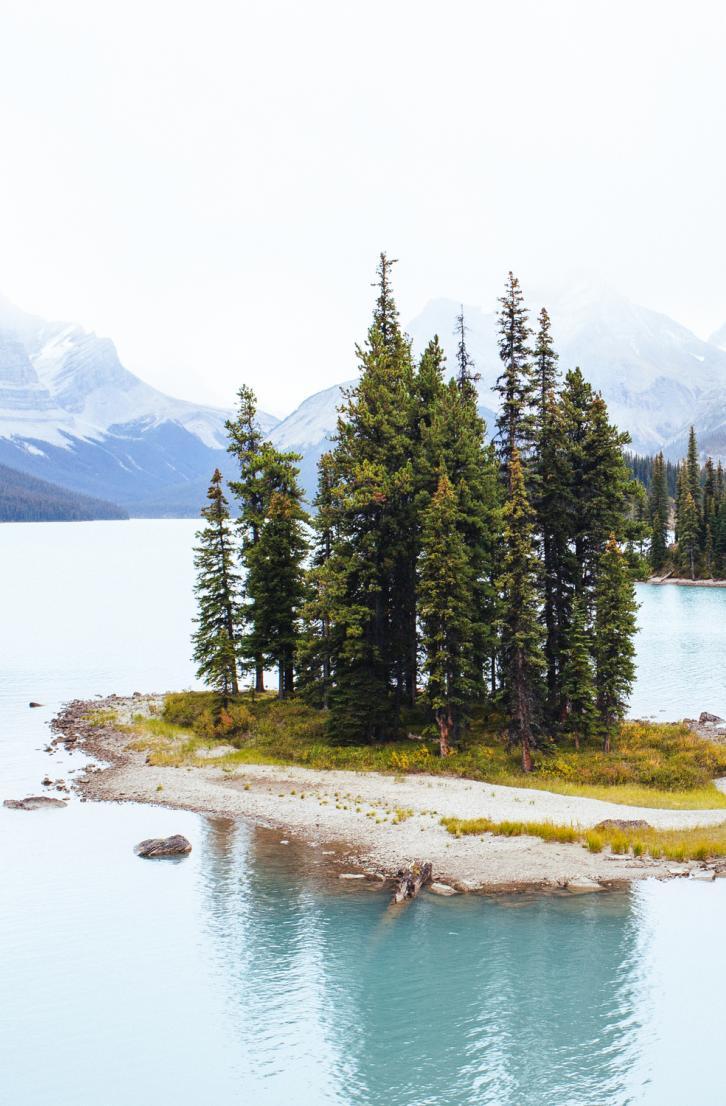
xmin=2 ymin=283 xmax=726 ymax=514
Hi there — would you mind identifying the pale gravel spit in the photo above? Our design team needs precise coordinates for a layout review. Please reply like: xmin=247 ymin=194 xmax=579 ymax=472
xmin=60 ymin=695 xmax=726 ymax=894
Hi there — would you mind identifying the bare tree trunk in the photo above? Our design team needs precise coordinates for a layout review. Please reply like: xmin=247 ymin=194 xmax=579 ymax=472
xmin=521 ymin=733 xmax=533 ymax=772
xmin=436 ymin=708 xmax=453 ymax=757
xmin=255 ymin=661 xmax=265 ymax=693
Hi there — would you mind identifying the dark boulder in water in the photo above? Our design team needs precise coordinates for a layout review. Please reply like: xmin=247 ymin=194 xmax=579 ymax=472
xmin=134 ymin=834 xmax=192 ymax=858
xmin=29 ymin=702 xmax=43 ymax=708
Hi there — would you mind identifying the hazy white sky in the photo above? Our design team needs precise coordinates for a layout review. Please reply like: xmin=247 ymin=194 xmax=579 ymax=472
xmin=2 ymin=0 xmax=726 ymax=416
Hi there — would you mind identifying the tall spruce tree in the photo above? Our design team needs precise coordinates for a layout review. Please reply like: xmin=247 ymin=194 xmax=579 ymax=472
xmin=593 ymin=535 xmax=637 ymax=752
xmin=454 ymin=307 xmax=480 ymax=402
xmin=495 ymin=272 xmax=534 ymax=484
xmin=419 ymin=472 xmax=476 ymax=756
xmin=192 ymin=469 xmax=243 ymax=699
xmin=297 ymin=450 xmax=338 ymax=708
xmin=498 ymin=448 xmax=544 ymax=771
xmin=416 ymin=335 xmax=501 ymax=707
xmin=226 ymin=385 xmax=268 ymax=690
xmin=648 ymin=451 xmax=669 ymax=572
xmin=686 ymin=426 xmax=702 ymax=514
xmin=532 ymin=307 xmax=562 ymax=719
xmin=245 ymin=445 xmax=309 ymax=698
xmin=325 ymin=253 xmax=418 ymax=739
xmin=532 ymin=307 xmax=559 ymax=427
xmin=678 ymin=489 xmax=700 ymax=580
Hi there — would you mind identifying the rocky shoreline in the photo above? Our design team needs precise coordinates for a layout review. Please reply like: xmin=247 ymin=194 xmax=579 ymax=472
xmin=647 ymin=575 xmax=726 ymax=588
xmin=43 ymin=694 xmax=726 ymax=895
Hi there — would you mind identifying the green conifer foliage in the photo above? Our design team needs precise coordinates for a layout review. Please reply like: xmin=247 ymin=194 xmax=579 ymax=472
xmin=532 ymin=306 xmax=559 ymax=428
xmin=297 ymin=451 xmax=338 ymax=708
xmin=678 ymin=489 xmax=700 ymax=580
xmin=686 ymin=426 xmax=702 ymax=514
xmin=593 ymin=536 xmax=637 ymax=752
xmin=246 ymin=445 xmax=308 ymax=698
xmin=495 ymin=272 xmax=534 ymax=482
xmin=419 ymin=473 xmax=475 ymax=756
xmin=560 ymin=594 xmax=596 ymax=748
xmin=532 ymin=308 xmax=562 ymax=719
xmin=454 ymin=307 xmax=480 ymax=402
xmin=192 ymin=469 xmax=243 ymax=700
xmin=648 ymin=451 xmax=669 ymax=572
xmin=498 ymin=448 xmax=544 ymax=771
xmin=226 ymin=385 xmax=268 ymax=690
xmin=325 ymin=253 xmax=418 ymax=738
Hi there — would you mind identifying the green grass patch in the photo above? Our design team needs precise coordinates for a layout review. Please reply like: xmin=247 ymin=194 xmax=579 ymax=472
xmin=441 ymin=815 xmax=726 ymax=861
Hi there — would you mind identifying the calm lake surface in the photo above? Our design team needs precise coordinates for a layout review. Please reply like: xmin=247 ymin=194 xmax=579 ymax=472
xmin=1 ymin=520 xmax=725 ymax=1106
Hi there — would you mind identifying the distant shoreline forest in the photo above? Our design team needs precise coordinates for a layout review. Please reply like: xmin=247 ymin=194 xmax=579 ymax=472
xmin=0 ymin=462 xmax=127 ymax=522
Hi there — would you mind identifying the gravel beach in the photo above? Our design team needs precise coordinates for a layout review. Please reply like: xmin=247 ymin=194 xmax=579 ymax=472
xmin=50 ymin=695 xmax=726 ymax=893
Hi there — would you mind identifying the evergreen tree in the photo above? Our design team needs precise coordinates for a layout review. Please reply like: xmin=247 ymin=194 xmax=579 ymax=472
xmin=226 ymin=385 xmax=268 ymax=690
xmin=495 ymin=272 xmax=534 ymax=483
xmin=498 ymin=448 xmax=544 ymax=771
xmin=245 ymin=445 xmax=309 ymax=698
xmin=593 ymin=536 xmax=637 ymax=752
xmin=648 ymin=451 xmax=669 ymax=572
xmin=325 ymin=253 xmax=418 ymax=739
xmin=192 ymin=470 xmax=243 ymax=699
xmin=297 ymin=451 xmax=338 ymax=708
xmin=419 ymin=472 xmax=476 ymax=756
xmin=418 ymin=357 xmax=501 ymax=704
xmin=560 ymin=594 xmax=596 ymax=749
xmin=454 ymin=306 xmax=480 ymax=402
xmin=678 ymin=489 xmax=700 ymax=579
xmin=532 ymin=307 xmax=563 ymax=719
xmin=532 ymin=306 xmax=559 ymax=429
xmin=686 ymin=426 xmax=702 ymax=514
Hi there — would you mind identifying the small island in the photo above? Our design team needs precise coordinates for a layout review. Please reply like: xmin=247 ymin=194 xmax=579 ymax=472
xmin=50 ymin=261 xmax=726 ymax=893
xmin=52 ymin=691 xmax=726 ymax=892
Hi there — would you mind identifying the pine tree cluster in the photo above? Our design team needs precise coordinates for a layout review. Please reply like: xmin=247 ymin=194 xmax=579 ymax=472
xmin=649 ymin=427 xmax=726 ymax=579
xmin=193 ymin=257 xmax=640 ymax=765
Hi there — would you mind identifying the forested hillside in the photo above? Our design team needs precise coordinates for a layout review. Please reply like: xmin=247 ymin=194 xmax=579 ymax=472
xmin=0 ymin=463 xmax=128 ymax=521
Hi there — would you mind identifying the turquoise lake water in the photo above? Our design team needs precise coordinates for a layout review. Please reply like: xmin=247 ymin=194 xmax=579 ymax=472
xmin=1 ymin=520 xmax=725 ymax=1106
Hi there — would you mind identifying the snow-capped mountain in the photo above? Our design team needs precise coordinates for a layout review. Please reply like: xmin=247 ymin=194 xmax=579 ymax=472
xmin=4 ymin=279 xmax=726 ymax=518
xmin=0 ymin=294 xmax=277 ymax=514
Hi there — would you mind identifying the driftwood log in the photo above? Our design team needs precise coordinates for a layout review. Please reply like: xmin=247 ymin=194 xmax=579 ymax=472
xmin=393 ymin=861 xmax=432 ymax=903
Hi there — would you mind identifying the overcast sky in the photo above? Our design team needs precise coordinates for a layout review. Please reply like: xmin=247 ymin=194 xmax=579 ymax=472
xmin=2 ymin=0 xmax=726 ymax=416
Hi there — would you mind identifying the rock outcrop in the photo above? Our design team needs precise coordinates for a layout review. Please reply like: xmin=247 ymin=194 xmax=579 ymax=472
xmin=3 ymin=795 xmax=67 ymax=810
xmin=134 ymin=834 xmax=192 ymax=858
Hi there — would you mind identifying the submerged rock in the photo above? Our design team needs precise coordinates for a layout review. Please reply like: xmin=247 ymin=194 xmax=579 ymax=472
xmin=566 ymin=876 xmax=604 ymax=893
xmin=691 ymin=869 xmax=716 ymax=882
xmin=134 ymin=834 xmax=192 ymax=858
xmin=3 ymin=795 xmax=67 ymax=810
